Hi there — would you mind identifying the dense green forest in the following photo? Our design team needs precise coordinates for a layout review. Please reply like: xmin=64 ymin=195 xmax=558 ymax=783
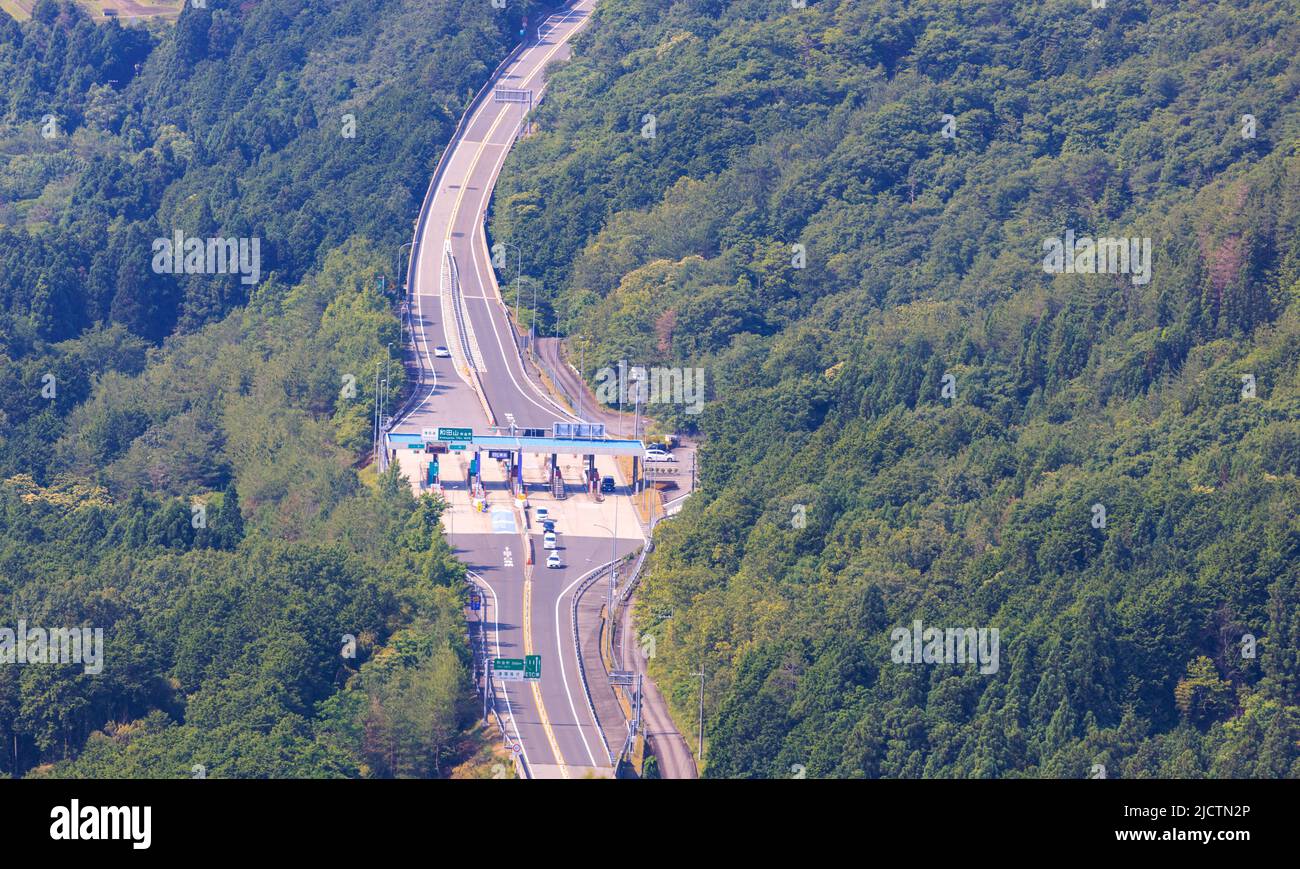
xmin=490 ymin=0 xmax=1300 ymax=776
xmin=2 ymin=239 xmax=476 ymax=778
xmin=0 ymin=0 xmax=546 ymax=777
xmin=0 ymin=0 xmax=537 ymax=478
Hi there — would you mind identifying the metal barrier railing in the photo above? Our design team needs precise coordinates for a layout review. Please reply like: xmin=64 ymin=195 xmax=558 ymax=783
xmin=466 ymin=569 xmax=529 ymax=779
xmin=571 ymin=559 xmax=623 ymax=766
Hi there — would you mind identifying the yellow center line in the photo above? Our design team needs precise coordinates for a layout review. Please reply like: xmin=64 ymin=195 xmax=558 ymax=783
xmin=438 ymin=5 xmax=590 ymax=779
xmin=440 ymin=4 xmax=587 ymax=252
xmin=523 ymin=568 xmax=568 ymax=777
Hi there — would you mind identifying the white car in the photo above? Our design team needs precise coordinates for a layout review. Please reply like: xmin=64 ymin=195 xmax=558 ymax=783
xmin=546 ymin=552 xmax=562 ymax=569
xmin=433 ymin=346 xmax=451 ymax=358
xmin=645 ymin=450 xmax=675 ymax=462
xmin=543 ymin=531 xmax=557 ymax=550
xmin=535 ymin=507 xmax=549 ymax=522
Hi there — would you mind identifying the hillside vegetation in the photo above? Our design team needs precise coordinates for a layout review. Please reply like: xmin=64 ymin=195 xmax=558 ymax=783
xmin=0 ymin=0 xmax=547 ymax=778
xmin=490 ymin=0 xmax=1300 ymax=776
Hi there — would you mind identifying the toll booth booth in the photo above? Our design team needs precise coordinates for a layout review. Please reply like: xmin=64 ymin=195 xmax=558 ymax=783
xmin=384 ymin=429 xmax=647 ymax=501
xmin=547 ymin=454 xmax=567 ymax=499
xmin=468 ymin=452 xmax=482 ymax=492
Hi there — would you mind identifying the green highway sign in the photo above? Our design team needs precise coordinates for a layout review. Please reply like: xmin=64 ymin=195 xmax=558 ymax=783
xmin=450 ymin=444 xmax=466 ymax=451
xmin=491 ymin=656 xmax=539 ymax=681
xmin=493 ymin=658 xmax=525 ymax=681
xmin=438 ymin=427 xmax=473 ymax=442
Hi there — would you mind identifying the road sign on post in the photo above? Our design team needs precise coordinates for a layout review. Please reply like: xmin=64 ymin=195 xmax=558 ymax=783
xmin=438 ymin=427 xmax=473 ymax=442
xmin=525 ymin=655 xmax=541 ymax=680
xmin=493 ymin=658 xmax=525 ymax=681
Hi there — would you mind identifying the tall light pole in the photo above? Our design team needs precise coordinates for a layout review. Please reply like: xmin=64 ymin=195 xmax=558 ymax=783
xmin=493 ymin=241 xmax=523 ymax=330
xmin=396 ymin=243 xmax=413 ymax=352
xmin=380 ymin=379 xmax=388 ymax=465
xmin=396 ymin=241 xmax=413 ymax=294
xmin=373 ymin=361 xmax=382 ymax=465
xmin=384 ymin=343 xmax=394 ymax=430
xmin=630 ymin=365 xmax=644 ymax=501
xmin=594 ymin=520 xmax=618 ymax=663
xmin=631 ymin=365 xmax=643 ymax=443
xmin=529 ymin=279 xmax=538 ymax=357
xmin=692 ymin=653 xmax=705 ymax=762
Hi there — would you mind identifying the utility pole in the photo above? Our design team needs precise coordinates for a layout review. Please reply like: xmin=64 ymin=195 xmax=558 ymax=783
xmin=632 ymin=366 xmax=642 ymax=443
xmin=595 ymin=522 xmax=617 ymax=662
xmin=699 ymin=665 xmax=705 ymax=761
xmin=692 ymin=653 xmax=705 ymax=763
xmin=631 ymin=366 xmax=643 ymax=504
xmin=373 ymin=362 xmax=381 ymax=465
xmin=384 ymin=343 xmax=393 ymax=433
xmin=395 ymin=241 xmax=413 ymax=295
xmin=529 ymin=280 xmax=537 ymax=357
xmin=481 ymin=591 xmax=489 ymax=724
xmin=495 ymin=241 xmax=522 ymax=332
xmin=612 ymin=503 xmax=618 ymax=661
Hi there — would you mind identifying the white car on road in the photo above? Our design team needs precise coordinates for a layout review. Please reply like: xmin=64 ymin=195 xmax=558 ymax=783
xmin=433 ymin=346 xmax=451 ymax=358
xmin=543 ymin=531 xmax=557 ymax=550
xmin=645 ymin=449 xmax=675 ymax=462
xmin=546 ymin=552 xmax=562 ymax=569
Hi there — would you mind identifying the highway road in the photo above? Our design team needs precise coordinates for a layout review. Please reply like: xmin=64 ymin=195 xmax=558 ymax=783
xmin=391 ymin=0 xmax=645 ymax=779
xmin=400 ymin=1 xmax=593 ymax=433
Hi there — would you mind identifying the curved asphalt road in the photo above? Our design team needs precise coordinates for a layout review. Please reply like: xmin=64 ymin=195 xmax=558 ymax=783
xmin=393 ymin=0 xmax=643 ymax=779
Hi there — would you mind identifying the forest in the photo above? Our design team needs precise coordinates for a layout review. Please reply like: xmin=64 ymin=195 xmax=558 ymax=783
xmin=4 ymin=0 xmax=1299 ymax=780
xmin=0 ymin=0 xmax=546 ymax=777
xmin=488 ymin=0 xmax=1300 ymax=776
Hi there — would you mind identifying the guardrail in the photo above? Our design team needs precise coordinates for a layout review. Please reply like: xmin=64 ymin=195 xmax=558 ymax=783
xmin=393 ymin=6 xmax=553 ymax=433
xmin=445 ymin=251 xmax=498 ymax=426
xmin=446 ymin=251 xmax=474 ymax=371
xmin=467 ymin=569 xmax=529 ymax=779
xmin=571 ymin=556 xmax=633 ymax=766
xmin=531 ymin=340 xmax=581 ymax=414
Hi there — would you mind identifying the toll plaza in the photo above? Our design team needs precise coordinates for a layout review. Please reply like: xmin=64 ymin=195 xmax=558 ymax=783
xmin=384 ymin=425 xmax=647 ymax=504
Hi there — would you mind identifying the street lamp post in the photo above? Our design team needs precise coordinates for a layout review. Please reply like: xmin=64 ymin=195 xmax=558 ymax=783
xmin=529 ymin=279 xmax=538 ymax=357
xmin=630 ymin=366 xmax=644 ymax=499
xmin=380 ymin=379 xmax=388 ymax=464
xmin=372 ymin=361 xmax=382 ymax=465
xmin=396 ymin=242 xmax=413 ymax=352
xmin=396 ymin=242 xmax=413 ymax=294
xmin=594 ymin=520 xmax=618 ymax=664
xmin=383 ymin=342 xmax=394 ymax=437
xmin=493 ymin=240 xmax=523 ymax=333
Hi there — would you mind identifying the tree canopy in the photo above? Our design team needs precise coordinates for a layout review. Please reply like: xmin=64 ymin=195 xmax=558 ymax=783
xmin=488 ymin=0 xmax=1300 ymax=778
